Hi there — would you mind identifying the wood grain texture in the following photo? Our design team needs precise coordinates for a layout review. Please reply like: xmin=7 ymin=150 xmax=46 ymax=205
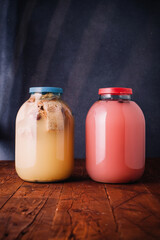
xmin=0 ymin=159 xmax=160 ymax=240
xmin=0 ymin=162 xmax=23 ymax=210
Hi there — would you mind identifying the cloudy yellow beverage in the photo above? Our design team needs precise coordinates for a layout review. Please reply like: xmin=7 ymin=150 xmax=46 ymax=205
xmin=15 ymin=87 xmax=74 ymax=182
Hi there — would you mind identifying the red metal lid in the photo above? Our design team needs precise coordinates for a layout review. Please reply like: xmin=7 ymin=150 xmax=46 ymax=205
xmin=98 ymin=87 xmax=133 ymax=95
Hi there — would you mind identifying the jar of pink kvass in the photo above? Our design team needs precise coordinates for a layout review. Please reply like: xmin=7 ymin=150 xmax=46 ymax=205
xmin=86 ymin=87 xmax=145 ymax=183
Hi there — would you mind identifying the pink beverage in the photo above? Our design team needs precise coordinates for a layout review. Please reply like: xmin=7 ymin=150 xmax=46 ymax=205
xmin=86 ymin=88 xmax=145 ymax=183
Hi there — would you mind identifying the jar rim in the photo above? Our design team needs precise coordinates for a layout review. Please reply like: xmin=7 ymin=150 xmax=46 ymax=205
xmin=98 ymin=87 xmax=132 ymax=95
xmin=29 ymin=87 xmax=63 ymax=94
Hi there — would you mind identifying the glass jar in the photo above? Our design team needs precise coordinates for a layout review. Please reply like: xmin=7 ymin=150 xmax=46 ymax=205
xmin=15 ymin=87 xmax=74 ymax=182
xmin=86 ymin=87 xmax=145 ymax=183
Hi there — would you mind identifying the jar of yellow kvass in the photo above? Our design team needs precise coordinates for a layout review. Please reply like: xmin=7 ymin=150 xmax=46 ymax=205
xmin=15 ymin=87 xmax=74 ymax=182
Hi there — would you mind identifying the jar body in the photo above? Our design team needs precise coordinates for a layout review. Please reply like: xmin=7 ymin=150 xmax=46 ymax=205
xmin=86 ymin=99 xmax=145 ymax=183
xmin=16 ymin=93 xmax=74 ymax=182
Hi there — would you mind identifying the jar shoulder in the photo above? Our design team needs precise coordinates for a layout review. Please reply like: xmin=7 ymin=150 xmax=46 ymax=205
xmin=130 ymin=101 xmax=145 ymax=120
xmin=16 ymin=98 xmax=74 ymax=122
xmin=86 ymin=100 xmax=145 ymax=122
xmin=60 ymin=100 xmax=74 ymax=118
xmin=16 ymin=100 xmax=28 ymax=121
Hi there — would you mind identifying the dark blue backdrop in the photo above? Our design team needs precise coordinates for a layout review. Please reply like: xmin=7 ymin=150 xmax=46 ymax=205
xmin=0 ymin=0 xmax=160 ymax=159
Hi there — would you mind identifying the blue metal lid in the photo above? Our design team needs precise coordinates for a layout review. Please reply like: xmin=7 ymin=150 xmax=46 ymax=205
xmin=29 ymin=87 xmax=63 ymax=94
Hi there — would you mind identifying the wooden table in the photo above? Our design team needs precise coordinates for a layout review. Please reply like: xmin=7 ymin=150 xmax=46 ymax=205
xmin=0 ymin=159 xmax=160 ymax=240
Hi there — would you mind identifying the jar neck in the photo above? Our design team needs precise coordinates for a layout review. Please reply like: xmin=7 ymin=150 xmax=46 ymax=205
xmin=31 ymin=92 xmax=61 ymax=100
xmin=99 ymin=94 xmax=131 ymax=101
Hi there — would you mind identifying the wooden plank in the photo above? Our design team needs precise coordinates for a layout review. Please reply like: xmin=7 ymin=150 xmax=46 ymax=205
xmin=0 ymin=182 xmax=62 ymax=240
xmin=0 ymin=161 xmax=63 ymax=239
xmin=143 ymin=158 xmax=160 ymax=200
xmin=47 ymin=180 xmax=118 ymax=240
xmin=105 ymin=159 xmax=160 ymax=240
xmin=0 ymin=161 xmax=23 ymax=209
xmin=105 ymin=184 xmax=160 ymax=240
xmin=0 ymin=161 xmax=14 ymax=174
